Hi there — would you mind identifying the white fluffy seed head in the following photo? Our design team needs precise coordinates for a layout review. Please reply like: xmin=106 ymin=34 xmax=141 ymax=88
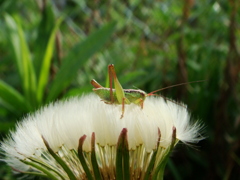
xmin=0 ymin=93 xmax=203 ymax=171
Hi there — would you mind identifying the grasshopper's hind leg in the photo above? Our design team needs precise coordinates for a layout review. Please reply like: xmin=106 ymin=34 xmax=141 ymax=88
xmin=120 ymin=97 xmax=126 ymax=119
xmin=108 ymin=64 xmax=114 ymax=103
xmin=108 ymin=64 xmax=126 ymax=104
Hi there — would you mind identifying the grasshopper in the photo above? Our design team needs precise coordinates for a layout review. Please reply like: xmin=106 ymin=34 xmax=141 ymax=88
xmin=91 ymin=64 xmax=203 ymax=118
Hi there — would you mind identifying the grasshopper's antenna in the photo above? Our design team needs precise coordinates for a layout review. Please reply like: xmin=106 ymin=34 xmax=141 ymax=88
xmin=149 ymin=93 xmax=187 ymax=108
xmin=147 ymin=80 xmax=206 ymax=96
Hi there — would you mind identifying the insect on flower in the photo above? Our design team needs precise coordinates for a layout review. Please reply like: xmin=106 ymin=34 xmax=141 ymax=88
xmin=91 ymin=64 xmax=203 ymax=118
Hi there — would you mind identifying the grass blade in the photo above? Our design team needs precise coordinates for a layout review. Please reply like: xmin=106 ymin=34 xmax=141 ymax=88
xmin=33 ymin=2 xmax=55 ymax=78
xmin=47 ymin=21 xmax=116 ymax=102
xmin=4 ymin=14 xmax=37 ymax=108
xmin=0 ymin=80 xmax=29 ymax=112
xmin=37 ymin=17 xmax=62 ymax=104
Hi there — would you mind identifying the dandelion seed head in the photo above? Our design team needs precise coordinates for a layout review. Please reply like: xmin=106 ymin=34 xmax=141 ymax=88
xmin=1 ymin=93 xmax=203 ymax=175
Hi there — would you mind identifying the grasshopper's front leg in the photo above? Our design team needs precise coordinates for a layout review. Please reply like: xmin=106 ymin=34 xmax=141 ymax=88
xmin=108 ymin=64 xmax=130 ymax=118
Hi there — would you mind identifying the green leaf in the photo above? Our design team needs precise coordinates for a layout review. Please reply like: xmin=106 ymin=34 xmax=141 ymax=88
xmin=4 ymin=14 xmax=37 ymax=108
xmin=0 ymin=80 xmax=29 ymax=112
xmin=47 ymin=21 xmax=116 ymax=102
xmin=36 ymin=17 xmax=63 ymax=104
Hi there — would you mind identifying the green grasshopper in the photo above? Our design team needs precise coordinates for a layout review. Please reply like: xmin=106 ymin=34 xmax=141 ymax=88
xmin=91 ymin=64 xmax=203 ymax=118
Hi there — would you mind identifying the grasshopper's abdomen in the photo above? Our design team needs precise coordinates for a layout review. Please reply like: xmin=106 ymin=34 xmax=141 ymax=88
xmin=92 ymin=88 xmax=119 ymax=104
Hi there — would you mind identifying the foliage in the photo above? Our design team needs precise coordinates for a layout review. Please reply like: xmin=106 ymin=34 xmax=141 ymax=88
xmin=0 ymin=0 xmax=240 ymax=179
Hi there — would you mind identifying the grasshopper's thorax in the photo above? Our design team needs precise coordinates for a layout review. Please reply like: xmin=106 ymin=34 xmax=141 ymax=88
xmin=124 ymin=89 xmax=147 ymax=104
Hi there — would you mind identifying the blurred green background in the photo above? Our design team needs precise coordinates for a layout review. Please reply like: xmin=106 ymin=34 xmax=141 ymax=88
xmin=0 ymin=0 xmax=240 ymax=179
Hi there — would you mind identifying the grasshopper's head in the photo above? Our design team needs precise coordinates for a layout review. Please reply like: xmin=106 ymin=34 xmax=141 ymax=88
xmin=146 ymin=91 xmax=158 ymax=97
xmin=139 ymin=90 xmax=147 ymax=100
